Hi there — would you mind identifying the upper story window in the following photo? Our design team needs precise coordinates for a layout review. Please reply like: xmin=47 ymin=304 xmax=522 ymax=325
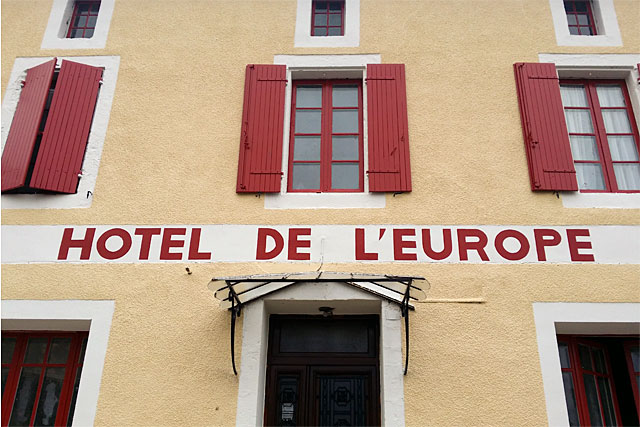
xmin=563 ymin=0 xmax=597 ymax=35
xmin=560 ymin=80 xmax=640 ymax=192
xmin=289 ymin=81 xmax=363 ymax=192
xmin=311 ymin=0 xmax=345 ymax=36
xmin=67 ymin=0 xmax=101 ymax=38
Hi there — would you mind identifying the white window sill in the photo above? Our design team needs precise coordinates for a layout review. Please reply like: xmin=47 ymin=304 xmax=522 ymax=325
xmin=265 ymin=192 xmax=385 ymax=209
xmin=561 ymin=192 xmax=640 ymax=209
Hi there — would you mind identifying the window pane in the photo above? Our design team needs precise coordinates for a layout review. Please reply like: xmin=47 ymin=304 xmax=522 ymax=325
xmin=329 ymin=1 xmax=342 ymax=11
xmin=279 ymin=318 xmax=369 ymax=353
xmin=564 ymin=110 xmax=593 ymax=133
xmin=47 ymin=338 xmax=71 ymax=364
xmin=313 ymin=27 xmax=327 ymax=36
xmin=328 ymin=27 xmax=342 ymax=36
xmin=332 ymin=110 xmax=358 ymax=133
xmin=70 ymin=28 xmax=84 ymax=38
xmin=631 ymin=346 xmax=640 ymax=371
xmin=84 ymin=28 xmax=94 ymax=38
xmin=561 ymin=85 xmax=589 ymax=107
xmin=25 ymin=338 xmax=48 ymax=363
xmin=78 ymin=3 xmax=90 ymax=13
xmin=328 ymin=13 xmax=341 ymax=26
xmin=596 ymin=86 xmax=625 ymax=107
xmin=295 ymin=110 xmax=321 ymax=133
xmin=2 ymin=337 xmax=16 ymax=363
xmin=90 ymin=2 xmax=101 ymax=13
xmin=569 ymin=26 xmax=580 ymax=35
xmin=601 ymin=109 xmax=632 ymax=133
xmin=583 ymin=374 xmax=604 ymax=426
xmin=314 ymin=13 xmax=327 ymax=26
xmin=574 ymin=1 xmax=587 ymax=12
xmin=332 ymin=136 xmax=359 ymax=160
xmin=592 ymin=348 xmax=606 ymax=374
xmin=558 ymin=343 xmax=571 ymax=368
xmin=579 ymin=26 xmax=593 ymax=35
xmin=576 ymin=164 xmax=606 ymax=190
xmin=34 ymin=367 xmax=66 ymax=426
xmin=66 ymin=367 xmax=82 ymax=427
xmin=332 ymin=163 xmax=359 ymax=190
xmin=296 ymin=86 xmax=322 ymax=108
xmin=2 ymin=367 xmax=9 ymax=396
xmin=577 ymin=14 xmax=588 ymax=25
xmin=332 ymin=86 xmax=358 ymax=107
xmin=567 ymin=14 xmax=577 ymax=25
xmin=78 ymin=338 xmax=87 ymax=364
xmin=9 ymin=367 xmax=41 ymax=426
xmin=607 ymin=136 xmax=639 ymax=161
xmin=569 ymin=136 xmax=599 ymax=161
xmin=276 ymin=376 xmax=299 ymax=425
xmin=292 ymin=164 xmax=320 ymax=190
xmin=597 ymin=377 xmax=617 ymax=426
xmin=293 ymin=136 xmax=321 ymax=161
xmin=564 ymin=1 xmax=573 ymax=12
xmin=76 ymin=15 xmax=87 ymax=27
xmin=562 ymin=372 xmax=581 ymax=426
xmin=314 ymin=1 xmax=327 ymax=12
xmin=613 ymin=164 xmax=640 ymax=190
xmin=87 ymin=15 xmax=97 ymax=27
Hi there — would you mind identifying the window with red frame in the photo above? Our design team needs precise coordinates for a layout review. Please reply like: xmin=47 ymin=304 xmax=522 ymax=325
xmin=67 ymin=1 xmax=101 ymax=38
xmin=1 ymin=332 xmax=87 ymax=427
xmin=559 ymin=80 xmax=640 ymax=192
xmin=288 ymin=80 xmax=363 ymax=192
xmin=564 ymin=0 xmax=598 ymax=35
xmin=558 ymin=336 xmax=640 ymax=426
xmin=311 ymin=0 xmax=345 ymax=36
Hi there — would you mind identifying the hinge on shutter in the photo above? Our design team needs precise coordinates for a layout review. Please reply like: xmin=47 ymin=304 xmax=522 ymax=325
xmin=250 ymin=171 xmax=283 ymax=175
xmin=368 ymin=169 xmax=400 ymax=174
xmin=543 ymin=169 xmax=575 ymax=173
xmin=365 ymin=77 xmax=395 ymax=81
xmin=257 ymin=78 xmax=287 ymax=82
xmin=20 ymin=80 xmax=25 ymax=88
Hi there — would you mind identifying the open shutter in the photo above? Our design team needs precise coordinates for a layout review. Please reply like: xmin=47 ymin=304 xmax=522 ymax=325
xmin=1 ymin=59 xmax=56 ymax=192
xmin=514 ymin=62 xmax=578 ymax=191
xmin=366 ymin=63 xmax=412 ymax=192
xmin=236 ymin=64 xmax=287 ymax=193
xmin=29 ymin=60 xmax=103 ymax=194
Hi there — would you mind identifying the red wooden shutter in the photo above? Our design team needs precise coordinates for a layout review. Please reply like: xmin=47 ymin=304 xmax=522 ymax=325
xmin=513 ymin=62 xmax=578 ymax=191
xmin=1 ymin=59 xmax=56 ymax=192
xmin=236 ymin=64 xmax=287 ymax=193
xmin=29 ymin=60 xmax=103 ymax=194
xmin=366 ymin=63 xmax=412 ymax=192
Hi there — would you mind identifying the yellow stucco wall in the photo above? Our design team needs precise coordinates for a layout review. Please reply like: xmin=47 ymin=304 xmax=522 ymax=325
xmin=2 ymin=0 xmax=639 ymax=425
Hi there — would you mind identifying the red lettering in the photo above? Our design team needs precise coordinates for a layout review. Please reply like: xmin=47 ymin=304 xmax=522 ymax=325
xmin=160 ymin=228 xmax=186 ymax=260
xmin=58 ymin=228 xmax=96 ymax=260
xmin=494 ymin=229 xmax=530 ymax=261
xmin=421 ymin=229 xmax=452 ymax=260
xmin=394 ymin=229 xmax=417 ymax=261
xmin=355 ymin=228 xmax=378 ymax=260
xmin=567 ymin=229 xmax=595 ymax=262
xmin=288 ymin=228 xmax=311 ymax=261
xmin=135 ymin=228 xmax=161 ymax=260
xmin=256 ymin=228 xmax=284 ymax=260
xmin=534 ymin=229 xmax=562 ymax=261
xmin=188 ymin=228 xmax=212 ymax=260
xmin=96 ymin=228 xmax=132 ymax=260
xmin=457 ymin=229 xmax=489 ymax=261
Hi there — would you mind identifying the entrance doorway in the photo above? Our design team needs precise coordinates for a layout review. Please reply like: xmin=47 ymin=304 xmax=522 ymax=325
xmin=264 ymin=315 xmax=381 ymax=426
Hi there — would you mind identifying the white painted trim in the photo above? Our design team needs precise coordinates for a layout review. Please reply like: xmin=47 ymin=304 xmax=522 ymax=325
xmin=294 ymin=0 xmax=360 ymax=48
xmin=1 ymin=300 xmax=115 ymax=427
xmin=548 ymin=0 xmax=621 ymax=46
xmin=235 ymin=281 xmax=405 ymax=426
xmin=533 ymin=302 xmax=640 ymax=427
xmin=265 ymin=192 xmax=385 ymax=209
xmin=559 ymin=192 xmax=640 ymax=208
xmin=41 ymin=0 xmax=115 ymax=50
xmin=1 ymin=56 xmax=120 ymax=209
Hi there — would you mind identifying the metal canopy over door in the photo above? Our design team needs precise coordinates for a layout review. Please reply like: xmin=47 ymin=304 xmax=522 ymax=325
xmin=264 ymin=315 xmax=381 ymax=427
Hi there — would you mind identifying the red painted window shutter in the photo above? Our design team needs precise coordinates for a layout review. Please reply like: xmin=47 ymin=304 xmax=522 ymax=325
xmin=366 ymin=63 xmax=412 ymax=192
xmin=1 ymin=59 xmax=56 ymax=192
xmin=29 ymin=60 xmax=103 ymax=193
xmin=236 ymin=64 xmax=287 ymax=193
xmin=513 ymin=62 xmax=578 ymax=191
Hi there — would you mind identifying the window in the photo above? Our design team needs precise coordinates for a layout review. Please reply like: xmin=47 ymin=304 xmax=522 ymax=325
xmin=560 ymin=80 xmax=640 ymax=192
xmin=557 ymin=336 xmax=640 ymax=426
xmin=289 ymin=81 xmax=363 ymax=192
xmin=1 ymin=332 xmax=87 ymax=427
xmin=311 ymin=0 xmax=345 ymax=36
xmin=564 ymin=0 xmax=597 ymax=35
xmin=67 ymin=1 xmax=101 ymax=39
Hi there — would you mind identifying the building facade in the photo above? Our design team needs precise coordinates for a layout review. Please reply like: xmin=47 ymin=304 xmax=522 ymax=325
xmin=1 ymin=0 xmax=639 ymax=425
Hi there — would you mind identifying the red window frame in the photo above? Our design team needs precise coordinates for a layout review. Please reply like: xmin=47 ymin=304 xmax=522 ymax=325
xmin=564 ymin=0 xmax=598 ymax=35
xmin=288 ymin=80 xmax=364 ymax=193
xmin=1 ymin=332 xmax=87 ymax=427
xmin=624 ymin=341 xmax=640 ymax=420
xmin=67 ymin=0 xmax=101 ymax=39
xmin=311 ymin=0 xmax=345 ymax=36
xmin=560 ymin=79 xmax=640 ymax=193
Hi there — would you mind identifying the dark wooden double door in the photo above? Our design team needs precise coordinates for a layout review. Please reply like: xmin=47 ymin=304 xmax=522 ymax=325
xmin=264 ymin=315 xmax=380 ymax=427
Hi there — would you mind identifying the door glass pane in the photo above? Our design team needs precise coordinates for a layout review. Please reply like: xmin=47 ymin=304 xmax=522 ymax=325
xmin=332 ymin=110 xmax=358 ymax=133
xmin=569 ymin=136 xmax=599 ymax=161
xmin=558 ymin=343 xmax=571 ymax=368
xmin=317 ymin=375 xmax=367 ymax=426
xmin=47 ymin=338 xmax=71 ymax=364
xmin=576 ymin=163 xmax=606 ymax=190
xmin=601 ymin=110 xmax=632 ymax=133
xmin=25 ymin=338 xmax=48 ymax=364
xmin=608 ymin=136 xmax=639 ymax=161
xmin=2 ymin=337 xmax=16 ymax=363
xmin=596 ymin=86 xmax=625 ymax=107
xmin=584 ymin=374 xmax=604 ymax=426
xmin=295 ymin=110 xmax=322 ymax=133
xmin=331 ymin=163 xmax=359 ymax=190
xmin=34 ymin=367 xmax=66 ymax=426
xmin=561 ymin=86 xmax=589 ymax=107
xmin=613 ymin=164 xmax=640 ymax=190
xmin=597 ymin=377 xmax=617 ymax=426
xmin=279 ymin=318 xmax=370 ymax=353
xmin=296 ymin=86 xmax=322 ymax=108
xmin=562 ymin=372 xmax=580 ymax=426
xmin=276 ymin=375 xmax=299 ymax=426
xmin=332 ymin=86 xmax=358 ymax=108
xmin=9 ymin=367 xmax=42 ymax=426
xmin=291 ymin=164 xmax=320 ymax=190
xmin=332 ymin=136 xmax=359 ymax=160
xmin=293 ymin=137 xmax=321 ymax=161
xmin=564 ymin=110 xmax=593 ymax=133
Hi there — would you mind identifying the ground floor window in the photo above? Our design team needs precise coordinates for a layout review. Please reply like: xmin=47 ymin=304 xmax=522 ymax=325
xmin=1 ymin=332 xmax=87 ymax=427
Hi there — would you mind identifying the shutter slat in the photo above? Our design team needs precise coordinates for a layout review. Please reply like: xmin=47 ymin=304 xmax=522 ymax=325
xmin=236 ymin=64 xmax=286 ymax=193
xmin=30 ymin=60 xmax=102 ymax=193
xmin=366 ymin=63 xmax=412 ymax=192
xmin=513 ymin=62 xmax=578 ymax=191
xmin=1 ymin=59 xmax=56 ymax=192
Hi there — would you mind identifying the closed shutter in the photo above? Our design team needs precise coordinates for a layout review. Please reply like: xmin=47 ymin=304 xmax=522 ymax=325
xmin=1 ymin=59 xmax=56 ymax=192
xmin=366 ymin=63 xmax=412 ymax=192
xmin=236 ymin=64 xmax=287 ymax=193
xmin=29 ymin=60 xmax=103 ymax=194
xmin=513 ymin=62 xmax=578 ymax=191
